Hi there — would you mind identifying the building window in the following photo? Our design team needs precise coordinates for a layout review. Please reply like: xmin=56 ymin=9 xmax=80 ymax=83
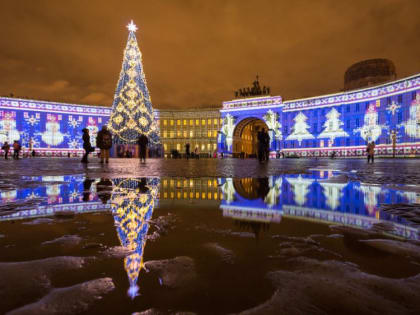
xmin=207 ymin=119 xmax=211 ymax=125
xmin=346 ymin=105 xmax=350 ymax=113
xmin=208 ymin=131 xmax=212 ymax=137
xmin=190 ymin=130 xmax=194 ymax=138
xmin=177 ymin=120 xmax=181 ymax=126
xmin=183 ymin=120 xmax=187 ymax=125
xmin=176 ymin=143 xmax=181 ymax=150
xmin=201 ymin=119 xmax=206 ymax=125
xmin=213 ymin=143 xmax=217 ymax=150
xmin=163 ymin=119 xmax=167 ymax=126
xmin=213 ymin=130 xmax=217 ymax=137
xmin=170 ymin=120 xmax=174 ymax=126
xmin=163 ymin=131 xmax=167 ymax=138
xmin=183 ymin=131 xmax=187 ymax=137
xmin=190 ymin=119 xmax=193 ymax=126
xmin=170 ymin=131 xmax=174 ymax=138
xmin=163 ymin=144 xmax=167 ymax=150
xmin=177 ymin=130 xmax=181 ymax=137
xmin=196 ymin=119 xmax=199 ymax=125
xmin=214 ymin=119 xmax=218 ymax=125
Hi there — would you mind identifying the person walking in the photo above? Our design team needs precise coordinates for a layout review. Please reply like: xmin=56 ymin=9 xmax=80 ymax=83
xmin=185 ymin=143 xmax=190 ymax=159
xmin=96 ymin=125 xmax=112 ymax=164
xmin=2 ymin=141 xmax=10 ymax=160
xmin=13 ymin=140 xmax=21 ymax=160
xmin=138 ymin=133 xmax=149 ymax=163
xmin=81 ymin=128 xmax=93 ymax=163
xmin=263 ymin=129 xmax=270 ymax=161
xmin=367 ymin=141 xmax=375 ymax=163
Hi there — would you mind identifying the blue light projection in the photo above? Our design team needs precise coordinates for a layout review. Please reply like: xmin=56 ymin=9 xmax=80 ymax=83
xmin=0 ymin=97 xmax=111 ymax=156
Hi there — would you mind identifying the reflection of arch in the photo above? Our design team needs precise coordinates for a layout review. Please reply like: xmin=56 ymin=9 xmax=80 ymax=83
xmin=233 ymin=178 xmax=269 ymax=200
xmin=232 ymin=117 xmax=268 ymax=156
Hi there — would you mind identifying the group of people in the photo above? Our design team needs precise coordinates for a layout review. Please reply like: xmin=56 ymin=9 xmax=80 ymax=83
xmin=1 ymin=140 xmax=23 ymax=160
xmin=81 ymin=125 xmax=149 ymax=164
xmin=257 ymin=128 xmax=270 ymax=163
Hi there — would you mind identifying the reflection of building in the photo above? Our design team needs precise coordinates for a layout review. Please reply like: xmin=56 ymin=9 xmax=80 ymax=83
xmin=111 ymin=178 xmax=159 ymax=299
xmin=156 ymin=109 xmax=221 ymax=157
xmin=159 ymin=177 xmax=222 ymax=201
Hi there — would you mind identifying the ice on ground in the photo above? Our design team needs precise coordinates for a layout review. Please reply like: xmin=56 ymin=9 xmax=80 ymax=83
xmin=360 ymin=239 xmax=420 ymax=259
xmin=203 ymin=243 xmax=235 ymax=264
xmin=103 ymin=246 xmax=134 ymax=258
xmin=144 ymin=256 xmax=196 ymax=289
xmin=0 ymin=256 xmax=88 ymax=312
xmin=7 ymin=277 xmax=114 ymax=315
xmin=22 ymin=218 xmax=55 ymax=225
xmin=42 ymin=235 xmax=82 ymax=246
xmin=237 ymin=257 xmax=420 ymax=314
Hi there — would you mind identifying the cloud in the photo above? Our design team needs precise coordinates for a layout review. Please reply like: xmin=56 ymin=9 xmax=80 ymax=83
xmin=0 ymin=0 xmax=419 ymax=108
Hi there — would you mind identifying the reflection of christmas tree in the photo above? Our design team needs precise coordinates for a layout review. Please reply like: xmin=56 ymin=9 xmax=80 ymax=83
xmin=318 ymin=108 xmax=348 ymax=143
xmin=319 ymin=182 xmax=347 ymax=210
xmin=286 ymin=176 xmax=313 ymax=206
xmin=108 ymin=21 xmax=160 ymax=145
xmin=264 ymin=176 xmax=282 ymax=208
xmin=286 ymin=112 xmax=314 ymax=145
xmin=221 ymin=178 xmax=236 ymax=204
xmin=111 ymin=177 xmax=159 ymax=299
xmin=356 ymin=103 xmax=383 ymax=142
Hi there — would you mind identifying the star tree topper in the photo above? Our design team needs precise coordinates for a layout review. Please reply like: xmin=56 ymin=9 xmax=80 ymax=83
xmin=127 ymin=20 xmax=138 ymax=32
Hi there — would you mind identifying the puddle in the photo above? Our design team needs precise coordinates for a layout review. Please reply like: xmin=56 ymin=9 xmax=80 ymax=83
xmin=0 ymin=170 xmax=419 ymax=314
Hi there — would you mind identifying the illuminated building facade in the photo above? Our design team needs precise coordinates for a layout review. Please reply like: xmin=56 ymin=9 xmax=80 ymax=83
xmin=0 ymin=97 xmax=221 ymax=157
xmin=219 ymin=73 xmax=420 ymax=157
xmin=156 ymin=108 xmax=221 ymax=157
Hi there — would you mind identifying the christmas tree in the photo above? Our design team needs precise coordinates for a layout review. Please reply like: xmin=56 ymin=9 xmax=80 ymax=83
xmin=318 ymin=108 xmax=348 ymax=143
xmin=111 ymin=178 xmax=160 ymax=299
xmin=108 ymin=21 xmax=160 ymax=145
xmin=286 ymin=112 xmax=314 ymax=145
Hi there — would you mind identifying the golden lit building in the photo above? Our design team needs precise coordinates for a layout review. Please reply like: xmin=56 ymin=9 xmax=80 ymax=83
xmin=159 ymin=177 xmax=222 ymax=201
xmin=155 ymin=108 xmax=221 ymax=157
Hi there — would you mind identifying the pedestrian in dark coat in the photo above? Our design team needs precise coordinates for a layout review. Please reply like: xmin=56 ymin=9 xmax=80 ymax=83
xmin=13 ymin=140 xmax=21 ymax=160
xmin=96 ymin=125 xmax=112 ymax=163
xmin=81 ymin=128 xmax=93 ymax=163
xmin=137 ymin=134 xmax=149 ymax=163
xmin=2 ymin=141 xmax=10 ymax=160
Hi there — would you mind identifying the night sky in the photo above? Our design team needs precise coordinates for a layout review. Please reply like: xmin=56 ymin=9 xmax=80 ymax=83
xmin=0 ymin=0 xmax=419 ymax=109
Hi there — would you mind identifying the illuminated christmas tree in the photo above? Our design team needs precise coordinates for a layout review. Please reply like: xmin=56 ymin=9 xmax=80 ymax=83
xmin=318 ymin=108 xmax=348 ymax=143
xmin=286 ymin=112 xmax=314 ymax=145
xmin=108 ymin=21 xmax=160 ymax=145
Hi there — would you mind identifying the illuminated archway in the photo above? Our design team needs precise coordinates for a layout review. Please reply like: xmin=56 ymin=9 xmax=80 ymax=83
xmin=232 ymin=118 xmax=268 ymax=156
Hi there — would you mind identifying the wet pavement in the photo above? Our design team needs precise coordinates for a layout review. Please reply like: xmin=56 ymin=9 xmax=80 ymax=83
xmin=0 ymin=158 xmax=420 ymax=314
